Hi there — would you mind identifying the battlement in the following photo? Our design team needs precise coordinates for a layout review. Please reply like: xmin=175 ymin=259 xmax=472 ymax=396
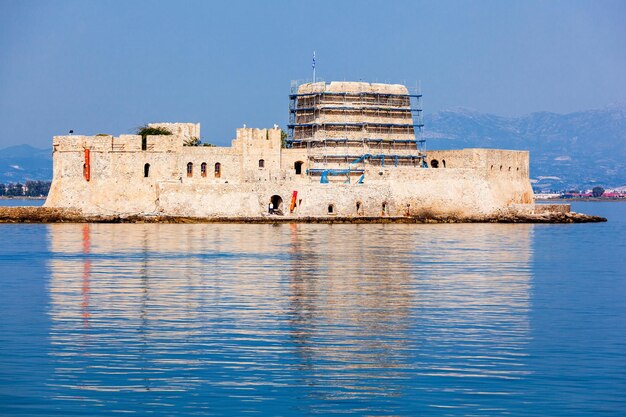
xmin=52 ymin=123 xmax=201 ymax=153
xmin=231 ymin=127 xmax=282 ymax=150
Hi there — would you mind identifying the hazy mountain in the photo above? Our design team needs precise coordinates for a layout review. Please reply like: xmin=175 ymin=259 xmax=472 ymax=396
xmin=0 ymin=145 xmax=52 ymax=183
xmin=424 ymin=104 xmax=626 ymax=190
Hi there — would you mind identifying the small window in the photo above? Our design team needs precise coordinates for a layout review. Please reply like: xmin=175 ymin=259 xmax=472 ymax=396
xmin=430 ymin=159 xmax=439 ymax=168
xmin=382 ymin=202 xmax=387 ymax=216
xmin=201 ymin=162 xmax=207 ymax=177
xmin=500 ymin=165 xmax=503 ymax=171
xmin=259 ymin=159 xmax=265 ymax=168
xmin=144 ymin=163 xmax=150 ymax=177
xmin=356 ymin=202 xmax=361 ymax=212
xmin=187 ymin=162 xmax=193 ymax=177
xmin=215 ymin=162 xmax=221 ymax=178
xmin=442 ymin=159 xmax=446 ymax=168
xmin=141 ymin=137 xmax=147 ymax=151
xmin=328 ymin=204 xmax=334 ymax=214
xmin=294 ymin=161 xmax=304 ymax=175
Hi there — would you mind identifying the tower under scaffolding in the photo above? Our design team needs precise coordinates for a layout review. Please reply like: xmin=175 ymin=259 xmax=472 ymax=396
xmin=287 ymin=81 xmax=426 ymax=182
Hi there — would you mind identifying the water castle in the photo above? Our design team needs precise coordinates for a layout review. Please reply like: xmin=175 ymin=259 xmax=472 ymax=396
xmin=45 ymin=81 xmax=537 ymax=219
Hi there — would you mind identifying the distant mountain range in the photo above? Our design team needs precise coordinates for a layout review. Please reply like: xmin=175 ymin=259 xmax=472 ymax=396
xmin=0 ymin=145 xmax=52 ymax=183
xmin=1 ymin=104 xmax=625 ymax=190
xmin=424 ymin=104 xmax=626 ymax=190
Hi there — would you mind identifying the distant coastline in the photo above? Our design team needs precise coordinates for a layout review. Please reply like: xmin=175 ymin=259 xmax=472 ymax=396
xmin=537 ymin=197 xmax=626 ymax=202
xmin=0 ymin=196 xmax=46 ymax=200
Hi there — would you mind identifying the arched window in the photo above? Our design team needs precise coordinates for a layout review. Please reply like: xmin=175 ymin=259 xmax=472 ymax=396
xmin=144 ymin=163 xmax=150 ymax=177
xmin=187 ymin=162 xmax=193 ymax=177
xmin=442 ymin=159 xmax=446 ymax=168
xmin=328 ymin=204 xmax=335 ymax=214
xmin=430 ymin=159 xmax=439 ymax=168
xmin=215 ymin=162 xmax=221 ymax=178
xmin=259 ymin=159 xmax=265 ymax=168
xmin=201 ymin=162 xmax=207 ymax=177
xmin=294 ymin=161 xmax=304 ymax=175
xmin=382 ymin=202 xmax=388 ymax=216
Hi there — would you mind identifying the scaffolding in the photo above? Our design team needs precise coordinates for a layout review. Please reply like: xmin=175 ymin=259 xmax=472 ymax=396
xmin=287 ymin=81 xmax=426 ymax=183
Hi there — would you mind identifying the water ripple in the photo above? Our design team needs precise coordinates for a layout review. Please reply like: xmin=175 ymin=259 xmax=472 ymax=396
xmin=2 ymin=210 xmax=625 ymax=416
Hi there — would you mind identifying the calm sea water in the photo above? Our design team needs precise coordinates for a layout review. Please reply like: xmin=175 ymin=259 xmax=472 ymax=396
xmin=0 ymin=198 xmax=44 ymax=207
xmin=0 ymin=202 xmax=624 ymax=416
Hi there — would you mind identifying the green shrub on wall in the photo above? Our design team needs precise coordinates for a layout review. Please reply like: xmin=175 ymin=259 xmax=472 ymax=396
xmin=135 ymin=125 xmax=172 ymax=139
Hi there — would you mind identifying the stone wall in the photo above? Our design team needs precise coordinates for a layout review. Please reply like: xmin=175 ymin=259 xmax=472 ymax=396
xmin=148 ymin=122 xmax=200 ymax=140
xmin=45 ymin=123 xmax=535 ymax=218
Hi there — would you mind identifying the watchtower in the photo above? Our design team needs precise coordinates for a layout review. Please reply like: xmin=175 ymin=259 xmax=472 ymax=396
xmin=287 ymin=81 xmax=426 ymax=182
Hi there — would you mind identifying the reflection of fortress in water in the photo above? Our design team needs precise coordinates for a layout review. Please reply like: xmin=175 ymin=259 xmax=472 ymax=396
xmin=47 ymin=223 xmax=532 ymax=410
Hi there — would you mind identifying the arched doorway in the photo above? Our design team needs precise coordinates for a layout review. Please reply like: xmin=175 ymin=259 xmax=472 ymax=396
xmin=356 ymin=201 xmax=362 ymax=216
xmin=270 ymin=195 xmax=283 ymax=215
xmin=294 ymin=161 xmax=304 ymax=175
xmin=430 ymin=159 xmax=439 ymax=168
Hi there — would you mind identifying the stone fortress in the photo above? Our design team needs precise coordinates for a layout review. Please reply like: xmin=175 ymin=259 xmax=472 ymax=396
xmin=45 ymin=81 xmax=540 ymax=219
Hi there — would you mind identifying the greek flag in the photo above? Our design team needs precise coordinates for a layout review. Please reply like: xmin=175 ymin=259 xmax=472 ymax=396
xmin=312 ymin=51 xmax=316 ymax=69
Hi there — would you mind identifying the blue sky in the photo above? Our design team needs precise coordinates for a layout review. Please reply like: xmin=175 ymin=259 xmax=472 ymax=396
xmin=1 ymin=0 xmax=625 ymax=148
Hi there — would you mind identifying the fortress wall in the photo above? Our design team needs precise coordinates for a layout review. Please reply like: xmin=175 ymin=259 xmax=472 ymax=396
xmin=46 ymin=126 xmax=534 ymax=218
xmin=233 ymin=127 xmax=282 ymax=182
xmin=53 ymin=135 xmax=90 ymax=152
xmin=48 ymin=144 xmax=532 ymax=216
xmin=147 ymin=135 xmax=184 ymax=152
xmin=426 ymin=149 xmax=530 ymax=174
xmin=148 ymin=122 xmax=199 ymax=140
xmin=115 ymin=135 xmax=142 ymax=152
xmin=178 ymin=146 xmax=241 ymax=183
xmin=46 ymin=140 xmax=184 ymax=214
xmin=153 ymin=162 xmax=532 ymax=218
xmin=280 ymin=148 xmax=308 ymax=175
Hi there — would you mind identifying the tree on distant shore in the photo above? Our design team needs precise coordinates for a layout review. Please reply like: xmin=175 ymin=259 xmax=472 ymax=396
xmin=25 ymin=180 xmax=51 ymax=197
xmin=5 ymin=183 xmax=23 ymax=197
xmin=0 ymin=181 xmax=51 ymax=197
xmin=592 ymin=186 xmax=605 ymax=198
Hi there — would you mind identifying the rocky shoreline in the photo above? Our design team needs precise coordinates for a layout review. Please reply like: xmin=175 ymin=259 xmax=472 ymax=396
xmin=0 ymin=206 xmax=607 ymax=224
